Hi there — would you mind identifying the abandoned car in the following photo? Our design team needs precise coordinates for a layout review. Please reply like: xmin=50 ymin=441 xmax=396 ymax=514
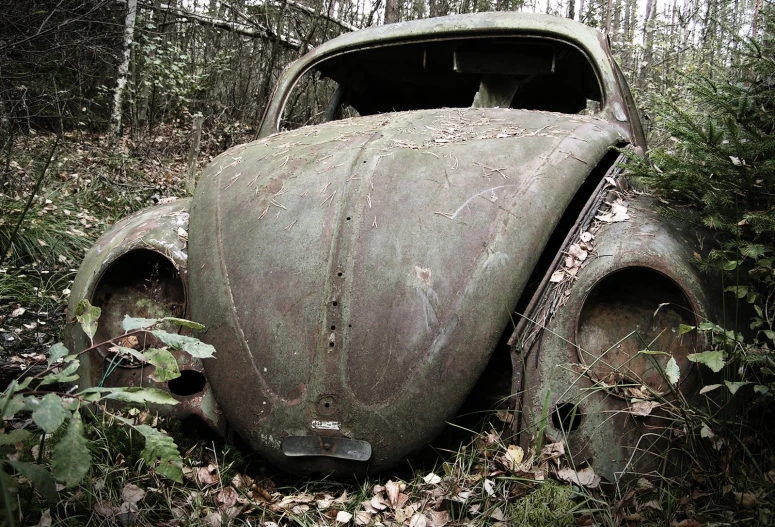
xmin=68 ymin=12 xmax=722 ymax=482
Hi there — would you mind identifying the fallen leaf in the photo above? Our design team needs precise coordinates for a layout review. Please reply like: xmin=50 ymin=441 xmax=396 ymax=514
xmin=409 ymin=513 xmax=427 ymax=527
xmin=423 ymin=472 xmax=441 ymax=485
xmin=428 ymin=509 xmax=449 ymax=527
xmin=489 ymin=507 xmax=506 ymax=521
xmin=336 ymin=510 xmax=353 ymax=523
xmin=630 ymin=400 xmax=660 ymax=416
xmin=216 ymin=486 xmax=239 ymax=508
xmin=483 ymin=479 xmax=495 ymax=496
xmin=93 ymin=500 xmax=118 ymax=518
xmin=37 ymin=509 xmax=52 ymax=527
xmin=370 ymin=495 xmax=388 ymax=510
xmin=505 ymin=444 xmax=524 ymax=468
xmin=568 ymin=244 xmax=588 ymax=261
xmin=550 ymin=270 xmax=565 ymax=283
xmin=580 ymin=231 xmax=594 ymax=243
xmin=541 ymin=442 xmax=565 ymax=464
xmin=355 ymin=511 xmax=372 ymax=525
xmin=11 ymin=307 xmax=25 ymax=318
xmin=197 ymin=465 xmax=220 ymax=485
xmin=556 ymin=466 xmax=601 ymax=488
xmin=385 ymin=480 xmax=401 ymax=507
xmin=121 ymin=483 xmax=145 ymax=504
xmin=734 ymin=491 xmax=759 ymax=508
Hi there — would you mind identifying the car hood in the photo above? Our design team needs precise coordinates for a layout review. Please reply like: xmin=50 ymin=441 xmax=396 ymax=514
xmin=188 ymin=108 xmax=625 ymax=473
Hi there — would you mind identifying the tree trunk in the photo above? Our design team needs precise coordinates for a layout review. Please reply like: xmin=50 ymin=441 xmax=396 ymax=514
xmin=384 ymin=0 xmax=400 ymax=23
xmin=110 ymin=0 xmax=138 ymax=145
xmin=567 ymin=0 xmax=575 ymax=20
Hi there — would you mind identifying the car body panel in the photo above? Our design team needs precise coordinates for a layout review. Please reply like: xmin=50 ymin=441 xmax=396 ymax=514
xmin=189 ymin=108 xmax=625 ymax=472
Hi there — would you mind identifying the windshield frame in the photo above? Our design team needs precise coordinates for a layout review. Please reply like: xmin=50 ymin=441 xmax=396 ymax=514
xmin=258 ymin=13 xmax=635 ymax=145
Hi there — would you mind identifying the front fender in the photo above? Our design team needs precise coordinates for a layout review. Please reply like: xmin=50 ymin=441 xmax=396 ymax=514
xmin=67 ymin=198 xmax=222 ymax=431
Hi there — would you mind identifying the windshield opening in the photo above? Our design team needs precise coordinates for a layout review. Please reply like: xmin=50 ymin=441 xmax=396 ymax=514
xmin=280 ymin=37 xmax=602 ymax=131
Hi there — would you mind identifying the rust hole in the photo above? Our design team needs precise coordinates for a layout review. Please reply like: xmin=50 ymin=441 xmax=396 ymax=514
xmin=576 ymin=267 xmax=696 ymax=394
xmin=552 ymin=402 xmax=582 ymax=432
xmin=168 ymin=370 xmax=207 ymax=396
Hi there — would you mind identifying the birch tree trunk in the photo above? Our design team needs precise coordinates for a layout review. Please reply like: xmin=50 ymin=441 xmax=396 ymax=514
xmin=110 ymin=0 xmax=137 ymax=146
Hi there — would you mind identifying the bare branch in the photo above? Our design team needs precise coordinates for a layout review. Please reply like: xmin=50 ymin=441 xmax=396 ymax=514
xmin=144 ymin=1 xmax=301 ymax=49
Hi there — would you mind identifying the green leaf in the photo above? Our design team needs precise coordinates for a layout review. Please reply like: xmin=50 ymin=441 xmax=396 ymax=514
xmin=721 ymin=260 xmax=740 ymax=271
xmin=150 ymin=330 xmax=215 ymax=359
xmin=638 ymin=349 xmax=670 ymax=356
xmin=699 ymin=322 xmax=719 ymax=332
xmin=75 ymin=299 xmax=101 ymax=341
xmin=1 ymin=394 xmax=28 ymax=419
xmin=79 ymin=387 xmax=179 ymax=406
xmin=113 ymin=345 xmax=146 ymax=363
xmin=724 ymin=380 xmax=749 ymax=395
xmin=39 ymin=360 xmax=80 ymax=386
xmin=122 ymin=315 xmax=158 ymax=332
xmin=135 ymin=425 xmax=183 ymax=482
xmin=143 ymin=348 xmax=180 ymax=382
xmin=51 ymin=412 xmax=91 ymax=487
xmin=687 ymin=351 xmax=726 ymax=372
xmin=665 ymin=357 xmax=680 ymax=385
xmin=678 ymin=324 xmax=696 ymax=335
xmin=47 ymin=343 xmax=69 ymax=367
xmin=761 ymin=330 xmax=775 ymax=341
xmin=8 ymin=461 xmax=58 ymax=502
xmin=0 ymin=429 xmax=31 ymax=446
xmin=724 ymin=285 xmax=749 ymax=299
xmin=162 ymin=317 xmax=206 ymax=330
xmin=31 ymin=394 xmax=68 ymax=434
xmin=699 ymin=383 xmax=723 ymax=395
xmin=754 ymin=385 xmax=770 ymax=395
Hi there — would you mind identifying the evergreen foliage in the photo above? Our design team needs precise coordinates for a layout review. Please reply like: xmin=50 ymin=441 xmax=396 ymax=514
xmin=626 ymin=6 xmax=775 ymax=390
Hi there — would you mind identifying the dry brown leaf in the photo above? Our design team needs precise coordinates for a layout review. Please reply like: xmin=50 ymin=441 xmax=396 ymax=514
xmin=505 ymin=445 xmax=524 ymax=468
xmin=36 ymin=509 xmax=52 ymax=527
xmin=336 ymin=510 xmax=353 ymax=523
xmin=231 ymin=473 xmax=254 ymax=489
xmin=568 ymin=244 xmax=588 ymax=261
xmin=423 ymin=472 xmax=442 ymax=485
xmin=556 ymin=466 xmax=601 ymax=488
xmin=93 ymin=500 xmax=118 ymax=518
xmin=355 ymin=511 xmax=372 ymax=525
xmin=734 ymin=491 xmax=759 ymax=508
xmin=673 ymin=519 xmax=702 ymax=527
xmin=630 ymin=400 xmax=660 ymax=417
xmin=580 ymin=231 xmax=594 ymax=243
xmin=428 ymin=510 xmax=449 ymax=527
xmin=370 ymin=495 xmax=388 ymax=511
xmin=216 ymin=486 xmax=239 ymax=508
xmin=623 ymin=512 xmax=644 ymax=523
xmin=489 ymin=507 xmax=506 ymax=522
xmin=541 ymin=442 xmax=565 ymax=465
xmin=550 ymin=270 xmax=565 ymax=283
xmin=197 ymin=465 xmax=220 ymax=485
xmin=121 ymin=483 xmax=145 ymax=504
xmin=385 ymin=480 xmax=401 ymax=507
xmin=409 ymin=513 xmax=427 ymax=527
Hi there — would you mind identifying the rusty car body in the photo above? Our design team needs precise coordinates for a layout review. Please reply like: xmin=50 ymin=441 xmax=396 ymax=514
xmin=69 ymin=13 xmax=720 ymax=482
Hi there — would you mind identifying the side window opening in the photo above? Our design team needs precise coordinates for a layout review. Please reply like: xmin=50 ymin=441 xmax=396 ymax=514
xmin=280 ymin=37 xmax=602 ymax=131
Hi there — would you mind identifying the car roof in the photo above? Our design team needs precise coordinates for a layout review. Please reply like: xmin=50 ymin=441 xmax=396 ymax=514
xmin=259 ymin=12 xmax=621 ymax=137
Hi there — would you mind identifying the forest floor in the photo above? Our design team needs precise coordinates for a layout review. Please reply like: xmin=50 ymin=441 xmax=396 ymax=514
xmin=1 ymin=131 xmax=772 ymax=526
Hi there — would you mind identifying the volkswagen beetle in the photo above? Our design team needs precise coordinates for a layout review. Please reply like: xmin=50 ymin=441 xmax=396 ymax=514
xmin=68 ymin=12 xmax=722 ymax=482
